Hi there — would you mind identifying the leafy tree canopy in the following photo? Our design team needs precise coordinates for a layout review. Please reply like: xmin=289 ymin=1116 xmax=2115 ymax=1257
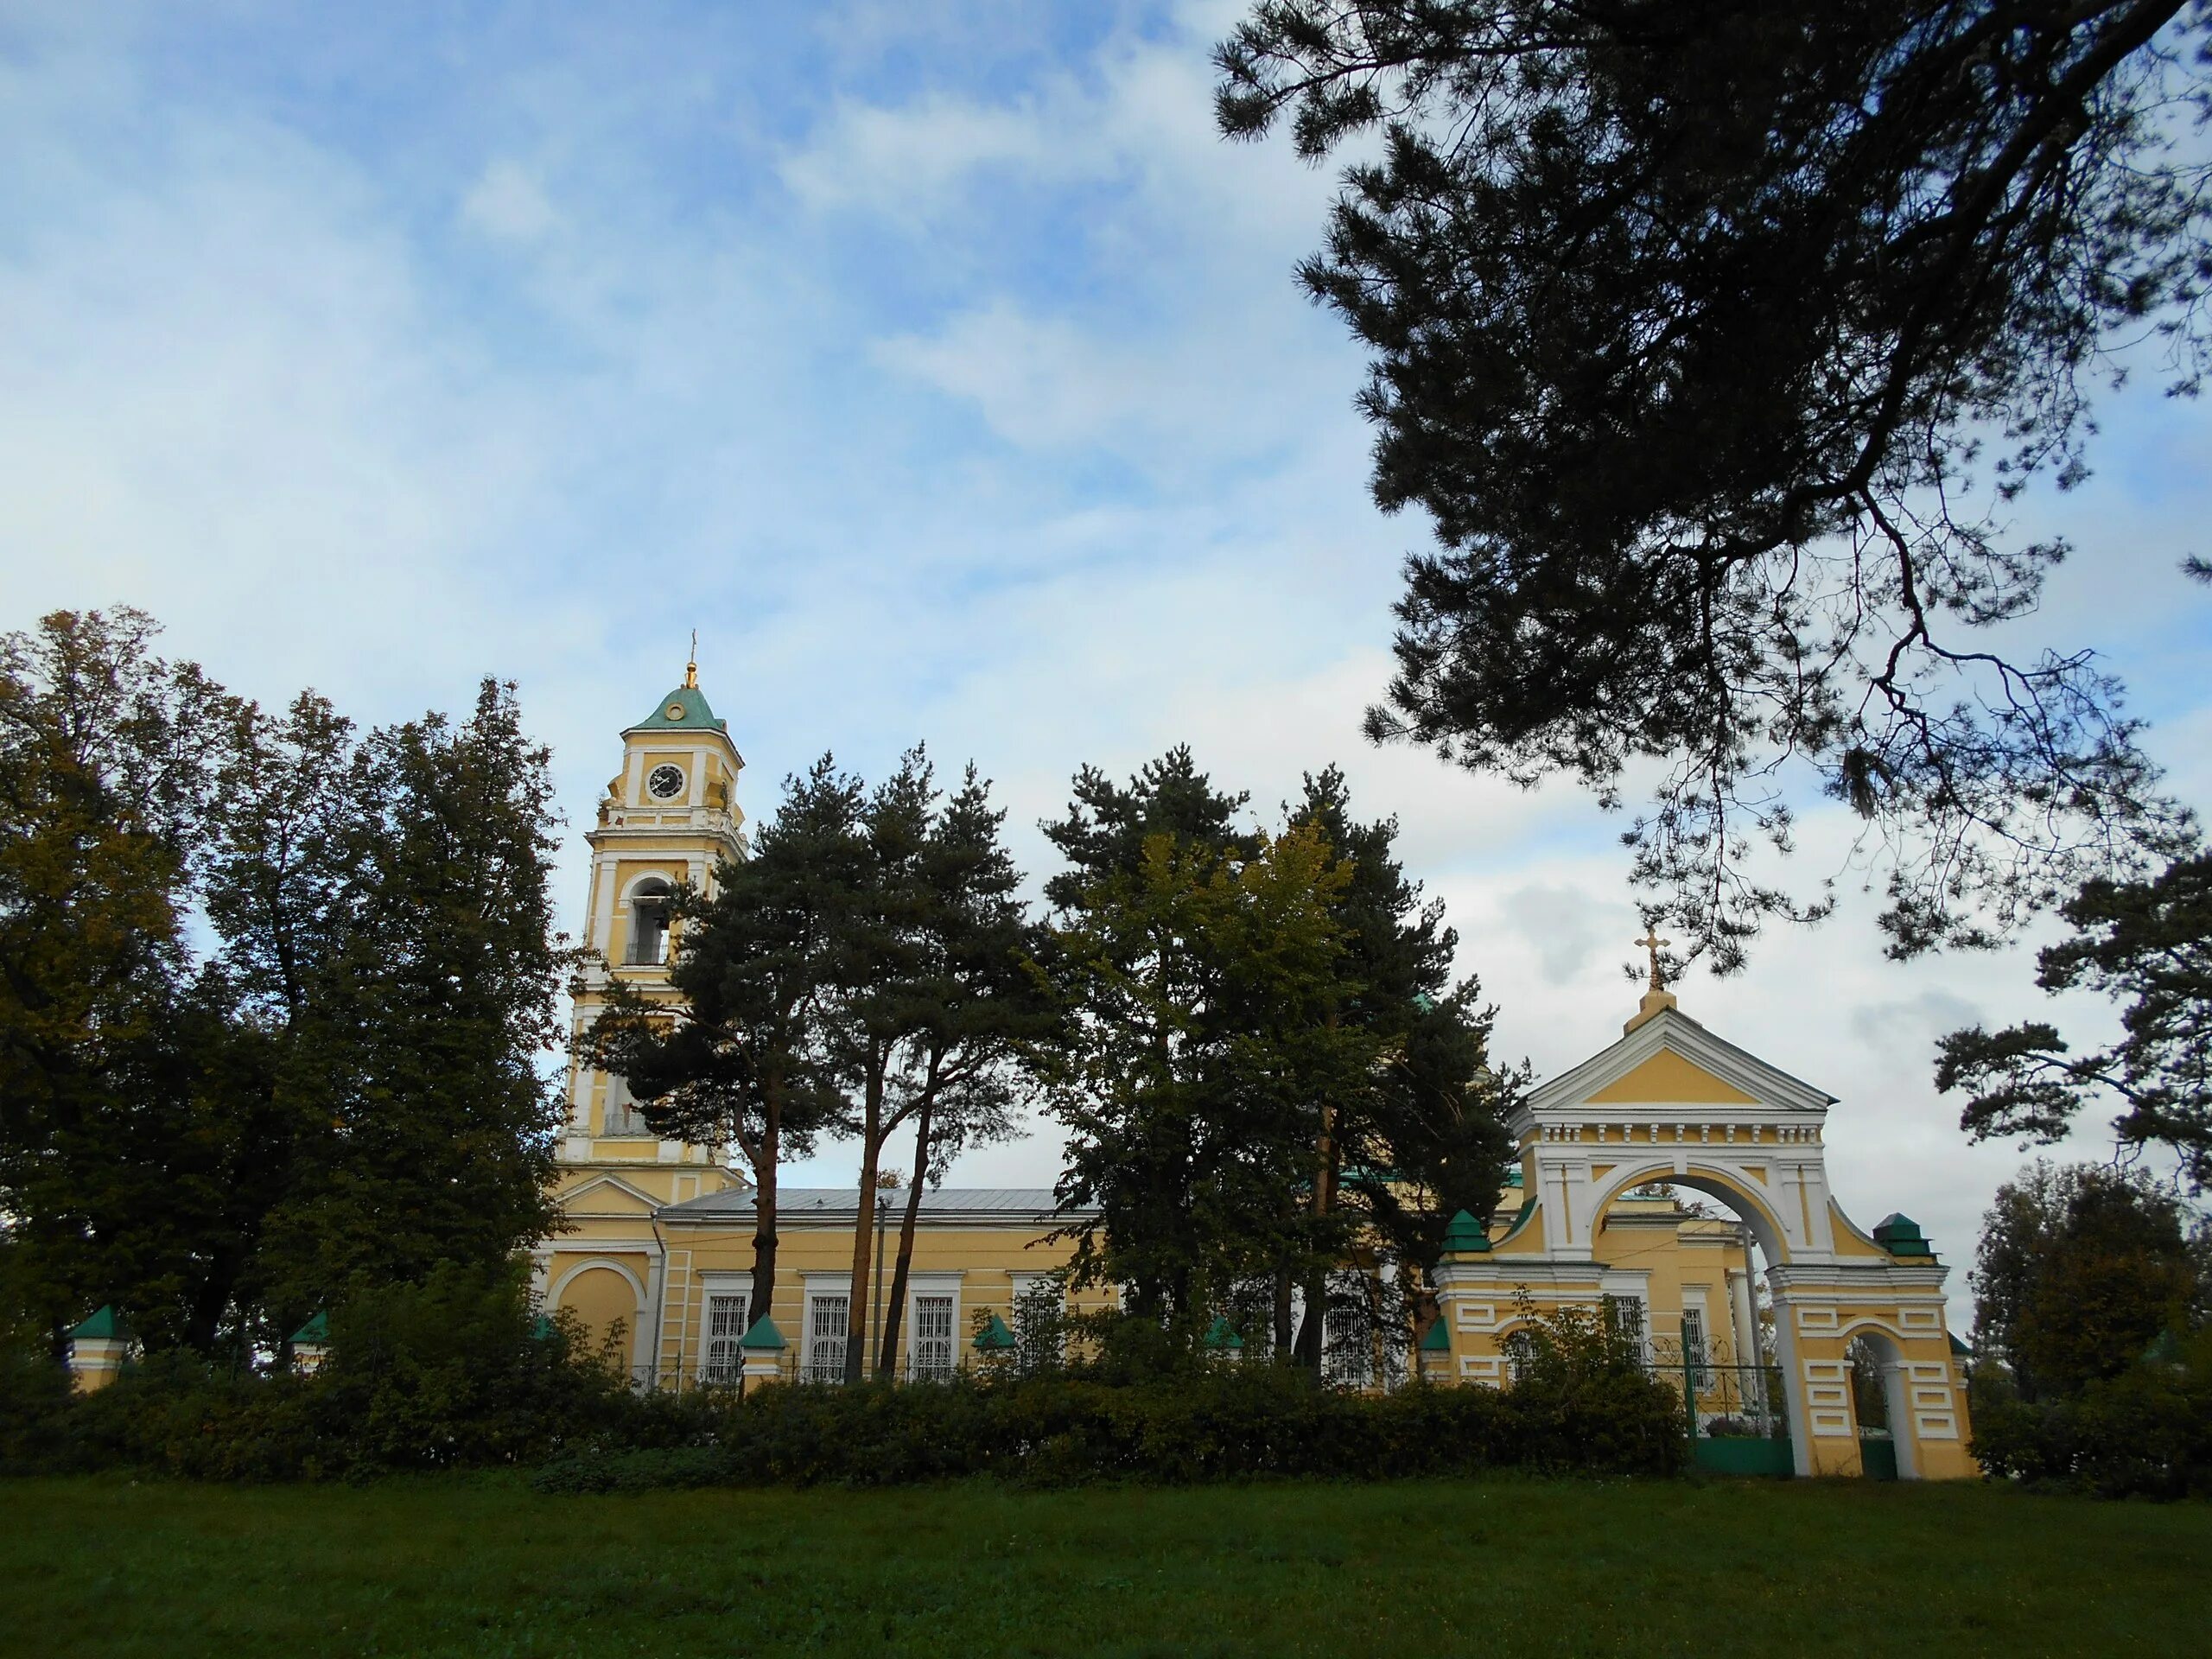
xmin=1217 ymin=1 xmax=2210 ymax=967
xmin=1 ymin=610 xmax=573 ymax=1358
xmin=1971 ymin=1159 xmax=2209 ymax=1400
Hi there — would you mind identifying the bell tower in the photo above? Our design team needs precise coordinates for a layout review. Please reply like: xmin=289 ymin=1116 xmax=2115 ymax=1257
xmin=554 ymin=650 xmax=748 ymax=1205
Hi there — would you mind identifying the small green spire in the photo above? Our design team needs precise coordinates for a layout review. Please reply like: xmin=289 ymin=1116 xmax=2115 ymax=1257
xmin=1873 ymin=1213 xmax=1935 ymax=1259
xmin=739 ymin=1314 xmax=788 ymax=1351
xmin=1441 ymin=1209 xmax=1491 ymax=1255
xmin=1419 ymin=1318 xmax=1452 ymax=1353
xmin=69 ymin=1305 xmax=130 ymax=1341
xmin=289 ymin=1312 xmax=329 ymax=1345
xmin=1202 ymin=1315 xmax=1244 ymax=1351
xmin=973 ymin=1312 xmax=1016 ymax=1351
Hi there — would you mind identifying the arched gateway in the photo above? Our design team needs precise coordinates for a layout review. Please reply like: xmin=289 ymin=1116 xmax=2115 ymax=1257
xmin=1431 ymin=970 xmax=1975 ymax=1479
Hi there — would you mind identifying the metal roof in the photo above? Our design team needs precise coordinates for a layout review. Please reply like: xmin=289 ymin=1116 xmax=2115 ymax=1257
xmin=626 ymin=683 xmax=728 ymax=735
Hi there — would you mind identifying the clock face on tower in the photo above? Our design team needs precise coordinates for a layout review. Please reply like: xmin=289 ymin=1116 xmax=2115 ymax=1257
xmin=646 ymin=763 xmax=686 ymax=801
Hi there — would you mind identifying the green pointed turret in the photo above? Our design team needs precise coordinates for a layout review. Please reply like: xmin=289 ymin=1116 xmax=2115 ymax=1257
xmin=69 ymin=1306 xmax=131 ymax=1341
xmin=1419 ymin=1318 xmax=1452 ymax=1353
xmin=973 ymin=1313 xmax=1016 ymax=1351
xmin=739 ymin=1314 xmax=788 ymax=1351
xmin=1202 ymin=1315 xmax=1244 ymax=1351
xmin=1441 ymin=1209 xmax=1491 ymax=1255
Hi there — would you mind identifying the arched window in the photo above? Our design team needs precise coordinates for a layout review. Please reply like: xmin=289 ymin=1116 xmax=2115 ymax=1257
xmin=626 ymin=878 xmax=673 ymax=966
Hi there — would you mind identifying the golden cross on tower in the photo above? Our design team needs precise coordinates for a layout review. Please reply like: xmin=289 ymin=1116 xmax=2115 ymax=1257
xmin=684 ymin=629 xmax=699 ymax=690
xmin=1637 ymin=927 xmax=1670 ymax=993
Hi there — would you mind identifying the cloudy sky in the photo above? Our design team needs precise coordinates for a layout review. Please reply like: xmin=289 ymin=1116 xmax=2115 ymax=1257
xmin=7 ymin=2 xmax=2209 ymax=1320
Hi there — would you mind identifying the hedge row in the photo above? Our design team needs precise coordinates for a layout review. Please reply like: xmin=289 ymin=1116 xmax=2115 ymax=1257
xmin=530 ymin=1365 xmax=1688 ymax=1492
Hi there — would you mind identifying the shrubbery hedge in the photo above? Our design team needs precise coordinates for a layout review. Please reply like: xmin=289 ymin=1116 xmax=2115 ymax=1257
xmin=531 ymin=1363 xmax=1687 ymax=1492
xmin=1970 ymin=1326 xmax=2212 ymax=1499
xmin=3 ymin=1267 xmax=1688 ymax=1489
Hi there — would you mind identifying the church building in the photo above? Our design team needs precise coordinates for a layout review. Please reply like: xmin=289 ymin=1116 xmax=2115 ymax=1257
xmin=537 ymin=668 xmax=1976 ymax=1479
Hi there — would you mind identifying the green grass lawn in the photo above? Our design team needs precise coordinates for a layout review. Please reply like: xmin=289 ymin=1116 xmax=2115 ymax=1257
xmin=5 ymin=1474 xmax=2206 ymax=1658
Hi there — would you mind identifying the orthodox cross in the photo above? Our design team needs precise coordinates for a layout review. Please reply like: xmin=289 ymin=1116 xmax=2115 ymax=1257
xmin=1637 ymin=927 xmax=1670 ymax=993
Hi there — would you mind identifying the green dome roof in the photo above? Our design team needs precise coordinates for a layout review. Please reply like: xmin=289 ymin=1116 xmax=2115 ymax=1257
xmin=629 ymin=683 xmax=728 ymax=734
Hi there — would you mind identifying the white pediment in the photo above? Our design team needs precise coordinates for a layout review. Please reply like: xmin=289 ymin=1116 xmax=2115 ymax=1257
xmin=558 ymin=1173 xmax=662 ymax=1216
xmin=1521 ymin=1007 xmax=1835 ymax=1124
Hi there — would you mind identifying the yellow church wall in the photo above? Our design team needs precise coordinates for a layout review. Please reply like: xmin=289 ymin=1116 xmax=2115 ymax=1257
xmin=1586 ymin=1050 xmax=1759 ymax=1105
xmin=550 ymin=1257 xmax=648 ymax=1358
xmin=653 ymin=1216 xmax=1110 ymax=1381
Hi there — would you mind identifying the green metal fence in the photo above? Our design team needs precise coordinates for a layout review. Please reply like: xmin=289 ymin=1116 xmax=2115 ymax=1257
xmin=1648 ymin=1337 xmax=1794 ymax=1477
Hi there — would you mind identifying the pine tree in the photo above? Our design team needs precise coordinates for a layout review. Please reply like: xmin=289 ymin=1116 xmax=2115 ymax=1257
xmin=1284 ymin=767 xmax=1520 ymax=1370
xmin=1938 ymin=850 xmax=2212 ymax=1189
xmin=1216 ymin=2 xmax=2208 ymax=963
xmin=874 ymin=764 xmax=1041 ymax=1376
xmin=1034 ymin=751 xmax=1374 ymax=1335
xmin=588 ymin=757 xmax=859 ymax=1325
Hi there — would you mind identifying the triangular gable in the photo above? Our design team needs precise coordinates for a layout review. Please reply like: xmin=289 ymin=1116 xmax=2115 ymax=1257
xmin=1523 ymin=1006 xmax=1834 ymax=1119
xmin=1587 ymin=1049 xmax=1758 ymax=1105
xmin=559 ymin=1173 xmax=660 ymax=1216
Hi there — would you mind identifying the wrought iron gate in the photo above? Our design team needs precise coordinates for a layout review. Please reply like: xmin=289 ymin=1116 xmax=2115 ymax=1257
xmin=1649 ymin=1337 xmax=1794 ymax=1477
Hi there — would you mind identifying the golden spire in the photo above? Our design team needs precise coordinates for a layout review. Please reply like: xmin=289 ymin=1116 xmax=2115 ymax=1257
xmin=684 ymin=629 xmax=699 ymax=690
xmin=1626 ymin=926 xmax=1678 ymax=1034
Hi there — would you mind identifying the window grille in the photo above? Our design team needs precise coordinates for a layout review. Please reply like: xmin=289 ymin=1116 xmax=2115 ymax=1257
xmin=1603 ymin=1294 xmax=1649 ymax=1366
xmin=807 ymin=1294 xmax=849 ymax=1383
xmin=1013 ymin=1279 xmax=1064 ymax=1373
xmin=703 ymin=1293 xmax=747 ymax=1384
xmin=1681 ymin=1307 xmax=1709 ymax=1393
xmin=912 ymin=1294 xmax=955 ymax=1382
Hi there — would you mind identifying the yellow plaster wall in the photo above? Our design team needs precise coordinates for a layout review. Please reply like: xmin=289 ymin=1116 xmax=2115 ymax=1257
xmin=655 ymin=1218 xmax=1115 ymax=1381
xmin=1586 ymin=1049 xmax=1760 ymax=1104
xmin=554 ymin=1261 xmax=645 ymax=1356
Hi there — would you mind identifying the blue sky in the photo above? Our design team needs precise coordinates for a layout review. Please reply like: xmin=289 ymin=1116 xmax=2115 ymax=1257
xmin=7 ymin=1 xmax=2209 ymax=1315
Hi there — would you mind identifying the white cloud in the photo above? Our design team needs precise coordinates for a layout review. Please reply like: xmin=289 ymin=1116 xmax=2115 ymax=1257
xmin=461 ymin=159 xmax=561 ymax=242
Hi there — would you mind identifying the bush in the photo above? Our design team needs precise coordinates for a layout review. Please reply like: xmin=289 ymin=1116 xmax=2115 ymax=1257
xmin=1971 ymin=1325 xmax=2212 ymax=1499
xmin=529 ymin=1362 xmax=1687 ymax=1494
xmin=0 ymin=1260 xmax=709 ymax=1481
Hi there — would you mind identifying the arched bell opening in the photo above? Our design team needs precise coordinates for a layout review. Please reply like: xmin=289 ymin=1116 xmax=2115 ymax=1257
xmin=624 ymin=876 xmax=674 ymax=967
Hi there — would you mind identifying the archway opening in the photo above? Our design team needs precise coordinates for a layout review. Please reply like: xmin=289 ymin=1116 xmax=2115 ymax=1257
xmin=1845 ymin=1325 xmax=1915 ymax=1479
xmin=1592 ymin=1168 xmax=1797 ymax=1475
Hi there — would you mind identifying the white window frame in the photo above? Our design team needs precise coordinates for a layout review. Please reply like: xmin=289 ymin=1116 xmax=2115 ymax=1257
xmin=803 ymin=1274 xmax=853 ymax=1384
xmin=1009 ymin=1272 xmax=1065 ymax=1370
xmin=700 ymin=1283 xmax=749 ymax=1385
xmin=904 ymin=1272 xmax=963 ymax=1382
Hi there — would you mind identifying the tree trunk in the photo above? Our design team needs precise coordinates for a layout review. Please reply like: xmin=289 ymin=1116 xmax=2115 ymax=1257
xmin=1294 ymin=1096 xmax=1338 ymax=1372
xmin=1273 ymin=1266 xmax=1294 ymax=1361
xmin=748 ymin=1088 xmax=781 ymax=1330
xmin=842 ymin=1061 xmax=886 ymax=1385
xmin=877 ymin=1096 xmax=934 ymax=1377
